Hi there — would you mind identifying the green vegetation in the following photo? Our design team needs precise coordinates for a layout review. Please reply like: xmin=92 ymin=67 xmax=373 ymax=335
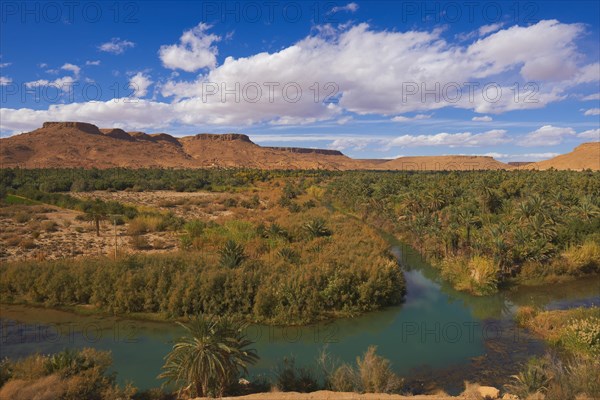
xmin=0 ymin=167 xmax=330 ymax=194
xmin=505 ymin=353 xmax=600 ymax=400
xmin=2 ymin=167 xmax=599 ymax=398
xmin=1 ymin=170 xmax=405 ymax=324
xmin=0 ymin=348 xmax=138 ymax=400
xmin=159 ymin=314 xmax=259 ymax=398
xmin=325 ymin=346 xmax=403 ymax=393
xmin=516 ymin=306 xmax=600 ymax=358
xmin=0 ymin=215 xmax=404 ymax=324
xmin=327 ymin=170 xmax=600 ymax=295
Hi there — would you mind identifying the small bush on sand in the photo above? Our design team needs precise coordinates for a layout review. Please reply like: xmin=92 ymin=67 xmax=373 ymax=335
xmin=329 ymin=346 xmax=402 ymax=394
xmin=127 ymin=218 xmax=149 ymax=236
xmin=130 ymin=235 xmax=152 ymax=250
xmin=14 ymin=212 xmax=31 ymax=223
xmin=184 ymin=219 xmax=205 ymax=238
xmin=19 ymin=238 xmax=36 ymax=249
xmin=41 ymin=220 xmax=58 ymax=232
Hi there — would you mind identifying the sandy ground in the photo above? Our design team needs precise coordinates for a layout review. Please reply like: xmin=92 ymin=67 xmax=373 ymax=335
xmin=0 ymin=189 xmax=277 ymax=262
xmin=0 ymin=201 xmax=178 ymax=262
xmin=193 ymin=392 xmax=458 ymax=400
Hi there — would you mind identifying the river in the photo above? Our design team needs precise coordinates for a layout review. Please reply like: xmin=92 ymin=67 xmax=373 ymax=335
xmin=1 ymin=240 xmax=598 ymax=394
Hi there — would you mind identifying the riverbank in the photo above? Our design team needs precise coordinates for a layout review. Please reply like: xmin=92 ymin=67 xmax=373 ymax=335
xmin=192 ymin=386 xmax=511 ymax=400
xmin=516 ymin=306 xmax=600 ymax=357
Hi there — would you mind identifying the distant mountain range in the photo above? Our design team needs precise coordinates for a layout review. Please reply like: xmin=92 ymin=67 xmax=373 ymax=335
xmin=1 ymin=122 xmax=598 ymax=171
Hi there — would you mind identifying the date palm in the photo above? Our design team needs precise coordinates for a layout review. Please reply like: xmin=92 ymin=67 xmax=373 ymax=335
xmin=219 ymin=240 xmax=246 ymax=268
xmin=303 ymin=218 xmax=331 ymax=238
xmin=575 ymin=196 xmax=600 ymax=221
xmin=159 ymin=314 xmax=259 ymax=398
xmin=83 ymin=200 xmax=108 ymax=236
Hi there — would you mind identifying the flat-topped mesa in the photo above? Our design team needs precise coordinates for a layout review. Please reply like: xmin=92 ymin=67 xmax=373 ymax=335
xmin=267 ymin=147 xmax=344 ymax=156
xmin=42 ymin=121 xmax=102 ymax=135
xmin=191 ymin=133 xmax=253 ymax=143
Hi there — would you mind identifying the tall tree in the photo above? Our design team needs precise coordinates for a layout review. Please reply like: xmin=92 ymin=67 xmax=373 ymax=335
xmin=159 ymin=314 xmax=259 ymax=397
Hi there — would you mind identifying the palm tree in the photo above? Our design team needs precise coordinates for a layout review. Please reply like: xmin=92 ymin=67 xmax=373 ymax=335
xmin=574 ymin=196 xmax=600 ymax=221
xmin=159 ymin=314 xmax=259 ymax=398
xmin=457 ymin=209 xmax=479 ymax=249
xmin=83 ymin=200 xmax=108 ymax=236
xmin=303 ymin=218 xmax=332 ymax=238
xmin=219 ymin=240 xmax=246 ymax=268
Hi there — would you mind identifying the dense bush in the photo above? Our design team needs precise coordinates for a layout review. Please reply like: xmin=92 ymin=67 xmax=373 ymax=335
xmin=0 ymin=249 xmax=404 ymax=324
xmin=505 ymin=353 xmax=600 ymax=400
xmin=0 ymin=348 xmax=135 ymax=400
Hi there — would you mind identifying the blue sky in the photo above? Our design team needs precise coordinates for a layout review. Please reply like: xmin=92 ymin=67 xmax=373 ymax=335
xmin=0 ymin=0 xmax=599 ymax=161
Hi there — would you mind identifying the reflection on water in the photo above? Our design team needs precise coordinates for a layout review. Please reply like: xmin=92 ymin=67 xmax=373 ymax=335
xmin=1 ymin=239 xmax=598 ymax=393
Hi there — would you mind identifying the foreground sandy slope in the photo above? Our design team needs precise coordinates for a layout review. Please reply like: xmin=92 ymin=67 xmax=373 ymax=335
xmin=194 ymin=392 xmax=455 ymax=400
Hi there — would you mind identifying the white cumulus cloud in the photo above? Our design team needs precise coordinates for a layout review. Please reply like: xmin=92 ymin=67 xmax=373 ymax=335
xmin=519 ymin=125 xmax=576 ymax=146
xmin=389 ymin=129 xmax=510 ymax=148
xmin=579 ymin=129 xmax=600 ymax=140
xmin=25 ymin=76 xmax=76 ymax=92
xmin=159 ymin=23 xmax=220 ymax=72
xmin=472 ymin=115 xmax=493 ymax=122
xmin=61 ymin=63 xmax=80 ymax=77
xmin=129 ymin=72 xmax=153 ymax=97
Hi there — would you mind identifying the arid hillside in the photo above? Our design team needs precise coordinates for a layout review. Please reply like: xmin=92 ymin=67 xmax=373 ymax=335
xmin=523 ymin=142 xmax=600 ymax=171
xmin=0 ymin=122 xmax=364 ymax=170
xmin=374 ymin=155 xmax=510 ymax=171
xmin=2 ymin=122 xmax=597 ymax=171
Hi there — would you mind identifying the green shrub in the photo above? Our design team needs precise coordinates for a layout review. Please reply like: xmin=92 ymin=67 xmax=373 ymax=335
xmin=273 ymin=357 xmax=319 ymax=393
xmin=219 ymin=240 xmax=246 ymax=268
xmin=563 ymin=240 xmax=600 ymax=274
xmin=303 ymin=218 xmax=331 ymax=238
xmin=184 ymin=219 xmax=205 ymax=238
xmin=561 ymin=317 xmax=600 ymax=356
xmin=505 ymin=356 xmax=552 ymax=399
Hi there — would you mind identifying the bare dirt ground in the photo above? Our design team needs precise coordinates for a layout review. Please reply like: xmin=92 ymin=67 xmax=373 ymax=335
xmin=0 ymin=188 xmax=282 ymax=262
xmin=192 ymin=391 xmax=493 ymax=400
xmin=0 ymin=203 xmax=179 ymax=262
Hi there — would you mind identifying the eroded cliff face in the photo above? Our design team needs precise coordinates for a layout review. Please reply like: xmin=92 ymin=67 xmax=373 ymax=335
xmin=1 ymin=121 xmax=359 ymax=169
xmin=191 ymin=133 xmax=253 ymax=143
xmin=265 ymin=147 xmax=344 ymax=156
